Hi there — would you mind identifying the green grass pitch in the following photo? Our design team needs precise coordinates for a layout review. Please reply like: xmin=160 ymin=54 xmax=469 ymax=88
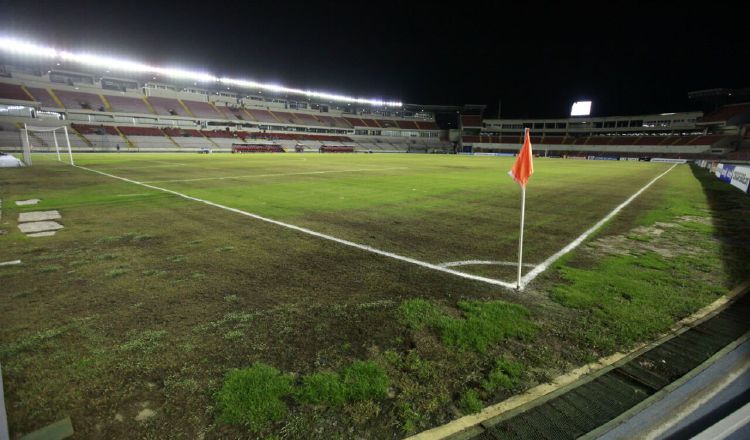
xmin=1 ymin=153 xmax=748 ymax=439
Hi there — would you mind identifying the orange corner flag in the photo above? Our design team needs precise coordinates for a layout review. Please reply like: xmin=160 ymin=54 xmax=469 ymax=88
xmin=508 ymin=128 xmax=534 ymax=186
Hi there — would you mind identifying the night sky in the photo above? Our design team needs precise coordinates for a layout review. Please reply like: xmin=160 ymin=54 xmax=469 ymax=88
xmin=1 ymin=0 xmax=748 ymax=118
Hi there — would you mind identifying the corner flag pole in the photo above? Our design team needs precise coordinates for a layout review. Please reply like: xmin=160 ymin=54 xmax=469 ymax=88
xmin=508 ymin=127 xmax=534 ymax=290
xmin=517 ymin=183 xmax=526 ymax=289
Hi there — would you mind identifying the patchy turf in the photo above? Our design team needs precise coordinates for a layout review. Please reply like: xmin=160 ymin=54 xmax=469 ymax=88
xmin=1 ymin=155 xmax=749 ymax=439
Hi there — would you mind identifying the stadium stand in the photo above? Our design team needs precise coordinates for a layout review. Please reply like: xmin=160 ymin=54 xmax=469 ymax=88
xmin=461 ymin=115 xmax=482 ymax=127
xmin=147 ymin=97 xmax=188 ymax=116
xmin=217 ymin=105 xmax=245 ymax=120
xmin=25 ymin=87 xmax=61 ymax=107
xmin=117 ymin=126 xmax=174 ymax=150
xmin=105 ymin=95 xmax=153 ymax=114
xmin=163 ymin=128 xmax=211 ymax=149
xmin=182 ymin=100 xmax=223 ymax=118
xmin=245 ymin=108 xmax=279 ymax=123
xmin=271 ymin=111 xmax=300 ymax=125
xmin=699 ymin=103 xmax=750 ymax=123
xmin=0 ymin=83 xmax=32 ymax=101
xmin=53 ymin=90 xmax=105 ymax=111
xmin=320 ymin=145 xmax=355 ymax=153
xmin=293 ymin=112 xmax=320 ymax=126
xmin=396 ymin=120 xmax=419 ymax=130
xmin=232 ymin=144 xmax=285 ymax=153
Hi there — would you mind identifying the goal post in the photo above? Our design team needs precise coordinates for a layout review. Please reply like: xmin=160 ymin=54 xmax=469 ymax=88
xmin=21 ymin=124 xmax=75 ymax=166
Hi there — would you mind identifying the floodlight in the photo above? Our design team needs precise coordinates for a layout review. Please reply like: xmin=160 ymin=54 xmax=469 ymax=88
xmin=0 ymin=36 xmax=402 ymax=107
xmin=571 ymin=101 xmax=592 ymax=116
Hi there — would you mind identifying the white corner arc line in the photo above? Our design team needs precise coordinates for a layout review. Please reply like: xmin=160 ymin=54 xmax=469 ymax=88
xmin=142 ymin=167 xmax=409 ymax=184
xmin=73 ymin=165 xmax=516 ymax=289
xmin=438 ymin=260 xmax=536 ymax=268
xmin=520 ymin=163 xmax=679 ymax=289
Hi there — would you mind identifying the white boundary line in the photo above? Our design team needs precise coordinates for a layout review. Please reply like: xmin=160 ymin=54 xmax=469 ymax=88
xmin=73 ymin=165 xmax=517 ymax=289
xmin=519 ymin=163 xmax=678 ymax=288
xmin=438 ymin=260 xmax=536 ymax=268
xmin=142 ymin=167 xmax=409 ymax=183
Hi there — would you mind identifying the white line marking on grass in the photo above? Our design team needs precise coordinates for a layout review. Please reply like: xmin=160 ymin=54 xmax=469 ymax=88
xmin=0 ymin=260 xmax=21 ymax=267
xmin=73 ymin=165 xmax=516 ymax=289
xmin=520 ymin=164 xmax=679 ymax=289
xmin=438 ymin=260 xmax=536 ymax=268
xmin=142 ymin=167 xmax=409 ymax=183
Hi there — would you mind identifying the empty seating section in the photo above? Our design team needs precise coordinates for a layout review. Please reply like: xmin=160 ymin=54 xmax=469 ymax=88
xmin=0 ymin=83 xmax=32 ymax=101
xmin=201 ymin=130 xmax=234 ymax=138
xmin=0 ymin=122 xmax=21 ymax=150
xmin=396 ymin=120 xmax=419 ymax=129
xmin=54 ymin=90 xmax=105 ymax=110
xmin=320 ymin=146 xmax=355 ymax=153
xmin=232 ymin=144 xmax=285 ymax=153
xmin=294 ymin=113 xmax=320 ymax=126
xmin=71 ymin=124 xmax=123 ymax=149
xmin=183 ymin=100 xmax=223 ymax=118
xmin=147 ymin=97 xmax=188 ymax=116
xmin=343 ymin=117 xmax=367 ymax=127
xmin=117 ymin=126 xmax=164 ymax=136
xmin=106 ymin=95 xmax=152 ymax=114
xmin=416 ymin=121 xmax=439 ymax=130
xmin=362 ymin=118 xmax=380 ymax=128
xmin=217 ymin=106 xmax=245 ymax=120
xmin=71 ymin=123 xmax=119 ymax=135
xmin=377 ymin=119 xmax=397 ymax=128
xmin=163 ymin=128 xmax=202 ymax=137
xmin=700 ymin=104 xmax=750 ymax=123
xmin=246 ymin=109 xmax=279 ymax=123
xmin=271 ymin=111 xmax=299 ymax=124
xmin=163 ymin=128 xmax=211 ymax=148
xmin=461 ymin=115 xmax=482 ymax=127
xmin=26 ymin=87 xmax=60 ymax=107
xmin=692 ymin=135 xmax=726 ymax=145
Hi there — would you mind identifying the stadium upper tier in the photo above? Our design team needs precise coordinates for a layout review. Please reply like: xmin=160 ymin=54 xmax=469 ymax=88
xmin=0 ymin=77 xmax=439 ymax=132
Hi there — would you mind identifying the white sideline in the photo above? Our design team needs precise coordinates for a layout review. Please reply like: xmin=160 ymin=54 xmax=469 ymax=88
xmin=519 ymin=163 xmax=679 ymax=288
xmin=143 ymin=167 xmax=409 ymax=183
xmin=73 ymin=165 xmax=517 ymax=289
xmin=438 ymin=260 xmax=536 ymax=268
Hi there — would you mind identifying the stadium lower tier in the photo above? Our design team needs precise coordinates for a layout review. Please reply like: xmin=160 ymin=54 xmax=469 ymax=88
xmin=0 ymin=121 xmax=452 ymax=154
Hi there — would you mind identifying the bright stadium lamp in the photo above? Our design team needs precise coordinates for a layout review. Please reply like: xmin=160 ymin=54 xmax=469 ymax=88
xmin=571 ymin=101 xmax=592 ymax=116
xmin=0 ymin=35 xmax=403 ymax=107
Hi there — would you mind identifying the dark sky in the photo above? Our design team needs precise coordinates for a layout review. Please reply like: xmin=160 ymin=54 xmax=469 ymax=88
xmin=1 ymin=0 xmax=748 ymax=118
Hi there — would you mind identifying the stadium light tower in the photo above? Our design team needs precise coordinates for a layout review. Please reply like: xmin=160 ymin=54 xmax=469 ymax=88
xmin=570 ymin=100 xmax=592 ymax=117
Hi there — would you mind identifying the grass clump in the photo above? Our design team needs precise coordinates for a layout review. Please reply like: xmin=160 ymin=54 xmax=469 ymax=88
xmin=397 ymin=298 xmax=442 ymax=330
xmin=217 ymin=363 xmax=293 ymax=432
xmin=342 ymin=360 xmax=389 ymax=401
xmin=398 ymin=299 xmax=536 ymax=352
xmin=482 ymin=358 xmax=524 ymax=392
xmin=458 ymin=389 xmax=483 ymax=414
xmin=295 ymin=361 xmax=389 ymax=407
xmin=296 ymin=372 xmax=347 ymax=406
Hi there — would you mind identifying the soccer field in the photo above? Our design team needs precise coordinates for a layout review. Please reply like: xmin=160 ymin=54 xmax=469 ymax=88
xmin=1 ymin=153 xmax=748 ymax=439
xmin=65 ymin=153 xmax=673 ymax=285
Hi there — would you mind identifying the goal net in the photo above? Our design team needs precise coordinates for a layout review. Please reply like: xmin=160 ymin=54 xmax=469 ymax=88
xmin=20 ymin=124 xmax=75 ymax=166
